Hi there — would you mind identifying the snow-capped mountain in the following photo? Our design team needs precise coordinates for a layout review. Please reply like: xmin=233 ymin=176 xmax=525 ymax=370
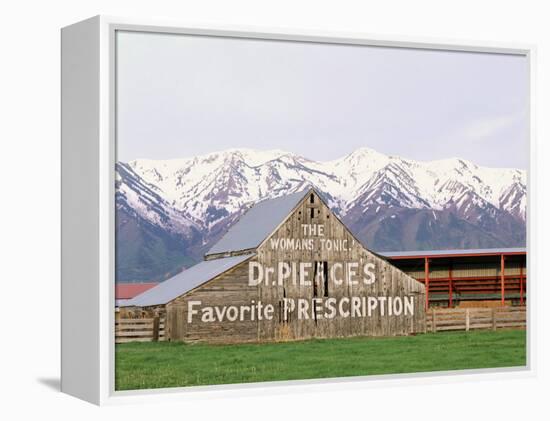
xmin=115 ymin=147 xmax=526 ymax=282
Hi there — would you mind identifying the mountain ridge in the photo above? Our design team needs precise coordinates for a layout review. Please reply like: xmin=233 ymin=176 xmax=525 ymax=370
xmin=115 ymin=147 xmax=526 ymax=282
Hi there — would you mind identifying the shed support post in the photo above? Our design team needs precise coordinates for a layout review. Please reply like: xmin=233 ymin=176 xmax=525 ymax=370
xmin=520 ymin=263 xmax=524 ymax=306
xmin=425 ymin=257 xmax=430 ymax=310
xmin=448 ymin=263 xmax=453 ymax=308
xmin=500 ymin=255 xmax=505 ymax=306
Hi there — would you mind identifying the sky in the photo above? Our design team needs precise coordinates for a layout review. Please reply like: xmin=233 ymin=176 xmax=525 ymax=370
xmin=116 ymin=31 xmax=529 ymax=169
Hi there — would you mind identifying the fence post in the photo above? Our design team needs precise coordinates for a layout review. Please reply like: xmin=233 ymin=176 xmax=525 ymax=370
xmin=492 ymin=308 xmax=497 ymax=331
xmin=152 ymin=316 xmax=160 ymax=342
xmin=465 ymin=309 xmax=470 ymax=332
xmin=432 ymin=308 xmax=436 ymax=333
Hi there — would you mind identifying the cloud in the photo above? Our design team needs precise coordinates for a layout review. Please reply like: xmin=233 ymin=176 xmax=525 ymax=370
xmin=462 ymin=113 xmax=521 ymax=141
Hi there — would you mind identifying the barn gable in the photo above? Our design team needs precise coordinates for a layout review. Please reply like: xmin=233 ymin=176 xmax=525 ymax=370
xmin=251 ymin=189 xmax=426 ymax=341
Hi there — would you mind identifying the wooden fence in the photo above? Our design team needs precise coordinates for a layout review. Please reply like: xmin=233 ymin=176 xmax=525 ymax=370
xmin=426 ymin=306 xmax=526 ymax=333
xmin=115 ymin=317 xmax=165 ymax=343
xmin=115 ymin=307 xmax=526 ymax=343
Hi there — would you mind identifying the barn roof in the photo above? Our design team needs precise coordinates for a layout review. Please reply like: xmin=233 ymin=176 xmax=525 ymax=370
xmin=115 ymin=299 xmax=131 ymax=307
xmin=206 ymin=189 xmax=310 ymax=256
xmin=123 ymin=254 xmax=254 ymax=307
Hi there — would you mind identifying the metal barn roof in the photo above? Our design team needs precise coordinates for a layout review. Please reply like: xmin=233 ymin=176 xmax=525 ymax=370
xmin=115 ymin=299 xmax=131 ymax=307
xmin=124 ymin=254 xmax=254 ymax=307
xmin=206 ymin=189 xmax=310 ymax=256
xmin=381 ymin=247 xmax=526 ymax=259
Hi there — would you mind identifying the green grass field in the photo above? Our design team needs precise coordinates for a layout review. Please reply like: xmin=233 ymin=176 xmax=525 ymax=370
xmin=115 ymin=330 xmax=526 ymax=390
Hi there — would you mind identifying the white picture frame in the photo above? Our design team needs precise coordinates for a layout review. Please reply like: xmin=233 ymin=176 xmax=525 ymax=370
xmin=61 ymin=15 xmax=536 ymax=405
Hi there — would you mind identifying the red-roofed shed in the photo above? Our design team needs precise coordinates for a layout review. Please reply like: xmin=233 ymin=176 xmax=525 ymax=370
xmin=116 ymin=283 xmax=158 ymax=305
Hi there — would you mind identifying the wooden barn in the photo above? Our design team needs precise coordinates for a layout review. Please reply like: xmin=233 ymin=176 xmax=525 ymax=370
xmin=122 ymin=188 xmax=426 ymax=343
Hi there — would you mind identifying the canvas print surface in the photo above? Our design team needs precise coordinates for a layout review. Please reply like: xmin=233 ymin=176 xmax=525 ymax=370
xmin=114 ymin=31 xmax=528 ymax=391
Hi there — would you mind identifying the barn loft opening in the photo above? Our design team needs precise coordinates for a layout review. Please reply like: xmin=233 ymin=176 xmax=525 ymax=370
xmin=310 ymin=193 xmax=315 ymax=203
xmin=323 ymin=262 xmax=329 ymax=297
xmin=313 ymin=263 xmax=318 ymax=297
xmin=313 ymin=261 xmax=329 ymax=297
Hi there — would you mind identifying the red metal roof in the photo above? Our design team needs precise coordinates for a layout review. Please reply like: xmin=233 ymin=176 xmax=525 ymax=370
xmin=115 ymin=283 xmax=158 ymax=300
xmin=382 ymin=248 xmax=526 ymax=260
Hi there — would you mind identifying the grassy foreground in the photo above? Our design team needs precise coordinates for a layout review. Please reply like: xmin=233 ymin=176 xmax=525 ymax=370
xmin=115 ymin=330 xmax=526 ymax=390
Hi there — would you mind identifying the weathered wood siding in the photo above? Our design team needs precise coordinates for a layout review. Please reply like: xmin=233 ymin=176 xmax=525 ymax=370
xmin=255 ymin=191 xmax=425 ymax=341
xmin=166 ymin=261 xmax=260 ymax=343
xmin=161 ymin=190 xmax=425 ymax=343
